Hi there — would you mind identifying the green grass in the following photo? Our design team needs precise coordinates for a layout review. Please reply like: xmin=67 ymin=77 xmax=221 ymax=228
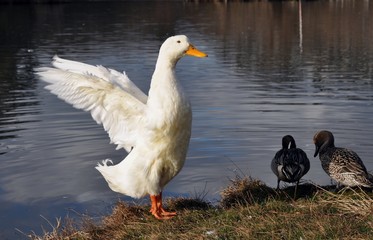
xmin=28 ymin=177 xmax=373 ymax=240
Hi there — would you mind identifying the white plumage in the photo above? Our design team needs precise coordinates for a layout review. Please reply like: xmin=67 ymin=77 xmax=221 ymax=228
xmin=36 ymin=35 xmax=207 ymax=219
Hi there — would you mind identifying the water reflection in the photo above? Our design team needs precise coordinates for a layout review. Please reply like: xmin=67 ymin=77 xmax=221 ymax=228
xmin=0 ymin=1 xmax=373 ymax=238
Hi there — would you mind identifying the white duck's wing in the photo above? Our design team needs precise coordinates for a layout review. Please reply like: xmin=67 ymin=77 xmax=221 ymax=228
xmin=35 ymin=56 xmax=148 ymax=152
xmin=51 ymin=55 xmax=148 ymax=104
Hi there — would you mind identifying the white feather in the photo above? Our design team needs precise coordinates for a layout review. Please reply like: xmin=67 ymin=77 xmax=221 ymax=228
xmin=37 ymin=66 xmax=144 ymax=152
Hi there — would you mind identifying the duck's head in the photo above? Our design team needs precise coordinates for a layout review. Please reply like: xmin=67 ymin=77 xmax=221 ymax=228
xmin=158 ymin=35 xmax=207 ymax=64
xmin=282 ymin=135 xmax=296 ymax=149
xmin=313 ymin=130 xmax=335 ymax=157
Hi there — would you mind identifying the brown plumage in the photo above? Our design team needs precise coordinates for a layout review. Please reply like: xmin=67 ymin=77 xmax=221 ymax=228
xmin=313 ymin=130 xmax=373 ymax=188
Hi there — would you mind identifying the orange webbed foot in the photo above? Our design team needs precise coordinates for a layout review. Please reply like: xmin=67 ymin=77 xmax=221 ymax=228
xmin=160 ymin=209 xmax=177 ymax=217
xmin=150 ymin=193 xmax=177 ymax=220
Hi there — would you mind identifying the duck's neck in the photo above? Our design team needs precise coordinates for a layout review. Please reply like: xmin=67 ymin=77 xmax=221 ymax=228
xmin=147 ymin=56 xmax=184 ymax=109
xmin=154 ymin=54 xmax=177 ymax=72
xmin=150 ymin=57 xmax=177 ymax=92
xmin=320 ymin=139 xmax=335 ymax=154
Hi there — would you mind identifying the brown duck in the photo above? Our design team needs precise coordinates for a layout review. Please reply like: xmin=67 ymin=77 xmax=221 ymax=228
xmin=313 ymin=130 xmax=373 ymax=188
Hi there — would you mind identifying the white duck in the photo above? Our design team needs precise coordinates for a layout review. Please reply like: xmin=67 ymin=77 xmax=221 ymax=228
xmin=35 ymin=35 xmax=207 ymax=219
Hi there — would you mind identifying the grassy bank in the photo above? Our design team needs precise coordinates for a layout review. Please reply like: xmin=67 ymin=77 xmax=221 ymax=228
xmin=29 ymin=177 xmax=373 ymax=239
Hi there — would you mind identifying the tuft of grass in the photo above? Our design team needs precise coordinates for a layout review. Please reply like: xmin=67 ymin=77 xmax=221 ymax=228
xmin=220 ymin=176 xmax=277 ymax=208
xmin=29 ymin=177 xmax=373 ymax=240
xmin=317 ymin=187 xmax=373 ymax=216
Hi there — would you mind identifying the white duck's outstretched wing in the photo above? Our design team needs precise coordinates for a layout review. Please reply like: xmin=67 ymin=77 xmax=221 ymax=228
xmin=35 ymin=56 xmax=148 ymax=152
xmin=51 ymin=55 xmax=148 ymax=104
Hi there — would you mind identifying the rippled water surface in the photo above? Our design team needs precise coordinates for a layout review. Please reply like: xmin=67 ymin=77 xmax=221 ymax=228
xmin=1 ymin=1 xmax=373 ymax=238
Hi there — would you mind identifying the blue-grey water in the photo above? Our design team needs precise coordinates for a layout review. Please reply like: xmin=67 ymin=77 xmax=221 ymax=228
xmin=1 ymin=1 xmax=373 ymax=238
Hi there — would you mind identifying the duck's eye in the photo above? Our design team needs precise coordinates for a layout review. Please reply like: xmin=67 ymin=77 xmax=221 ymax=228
xmin=177 ymin=40 xmax=181 ymax=43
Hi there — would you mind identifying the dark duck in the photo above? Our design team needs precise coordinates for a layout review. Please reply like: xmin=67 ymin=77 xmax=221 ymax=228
xmin=271 ymin=135 xmax=310 ymax=191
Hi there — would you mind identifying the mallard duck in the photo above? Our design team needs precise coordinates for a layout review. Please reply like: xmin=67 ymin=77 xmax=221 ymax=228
xmin=313 ymin=130 xmax=373 ymax=188
xmin=271 ymin=135 xmax=310 ymax=192
xmin=35 ymin=35 xmax=207 ymax=219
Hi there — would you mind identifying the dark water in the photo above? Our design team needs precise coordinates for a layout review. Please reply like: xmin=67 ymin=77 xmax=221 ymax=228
xmin=1 ymin=1 xmax=373 ymax=238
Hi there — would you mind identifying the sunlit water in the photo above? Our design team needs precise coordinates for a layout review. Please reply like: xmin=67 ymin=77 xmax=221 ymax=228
xmin=1 ymin=1 xmax=373 ymax=238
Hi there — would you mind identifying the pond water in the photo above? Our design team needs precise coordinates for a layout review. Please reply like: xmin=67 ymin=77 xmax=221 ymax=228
xmin=1 ymin=0 xmax=373 ymax=238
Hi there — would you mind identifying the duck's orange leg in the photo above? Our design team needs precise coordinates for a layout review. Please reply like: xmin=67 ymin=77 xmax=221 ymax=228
xmin=149 ymin=192 xmax=176 ymax=220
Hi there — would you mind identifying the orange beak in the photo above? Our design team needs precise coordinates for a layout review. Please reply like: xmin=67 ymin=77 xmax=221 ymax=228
xmin=185 ymin=44 xmax=208 ymax=58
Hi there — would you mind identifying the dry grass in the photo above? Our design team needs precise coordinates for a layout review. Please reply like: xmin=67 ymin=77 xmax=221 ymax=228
xmin=29 ymin=177 xmax=373 ymax=240
xmin=317 ymin=187 xmax=373 ymax=216
xmin=220 ymin=176 xmax=277 ymax=208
